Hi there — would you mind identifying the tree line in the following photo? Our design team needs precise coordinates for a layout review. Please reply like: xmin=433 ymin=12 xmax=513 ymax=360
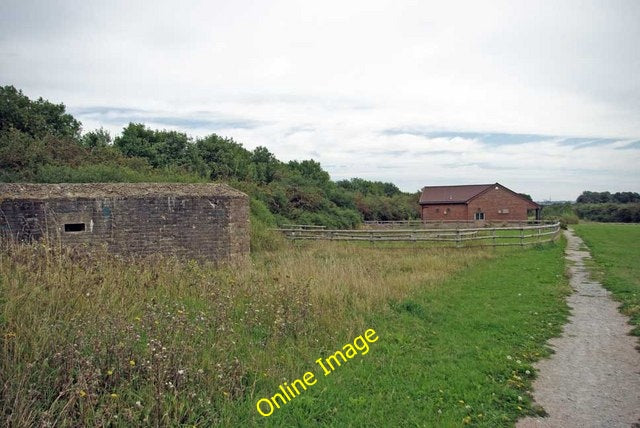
xmin=576 ymin=191 xmax=640 ymax=204
xmin=0 ymin=85 xmax=420 ymax=233
xmin=542 ymin=191 xmax=640 ymax=224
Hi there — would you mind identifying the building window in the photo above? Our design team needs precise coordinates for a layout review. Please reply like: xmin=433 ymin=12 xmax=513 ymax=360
xmin=64 ymin=223 xmax=85 ymax=232
xmin=474 ymin=212 xmax=485 ymax=220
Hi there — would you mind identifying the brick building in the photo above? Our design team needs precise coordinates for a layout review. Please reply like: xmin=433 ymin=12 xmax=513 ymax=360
xmin=0 ymin=183 xmax=249 ymax=261
xmin=419 ymin=183 xmax=540 ymax=222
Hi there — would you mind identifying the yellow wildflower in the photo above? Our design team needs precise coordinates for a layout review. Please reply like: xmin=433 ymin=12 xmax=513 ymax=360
xmin=463 ymin=416 xmax=472 ymax=424
xmin=110 ymin=393 xmax=119 ymax=399
xmin=78 ymin=390 xmax=87 ymax=397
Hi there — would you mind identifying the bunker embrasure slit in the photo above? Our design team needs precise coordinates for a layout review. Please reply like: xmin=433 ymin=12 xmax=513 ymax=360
xmin=64 ymin=223 xmax=85 ymax=232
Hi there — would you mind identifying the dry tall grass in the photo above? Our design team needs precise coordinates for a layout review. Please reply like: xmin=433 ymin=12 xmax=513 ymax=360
xmin=0 ymin=240 xmax=491 ymax=426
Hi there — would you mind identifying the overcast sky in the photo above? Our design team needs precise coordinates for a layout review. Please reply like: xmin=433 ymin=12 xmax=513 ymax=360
xmin=1 ymin=0 xmax=639 ymax=200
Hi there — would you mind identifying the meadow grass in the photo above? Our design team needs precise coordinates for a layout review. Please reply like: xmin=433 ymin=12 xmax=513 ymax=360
xmin=572 ymin=223 xmax=640 ymax=337
xmin=0 ymin=238 xmax=568 ymax=426
xmin=258 ymin=241 xmax=569 ymax=427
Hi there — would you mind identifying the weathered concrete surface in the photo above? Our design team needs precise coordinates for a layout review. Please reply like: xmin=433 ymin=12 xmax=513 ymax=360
xmin=518 ymin=229 xmax=640 ymax=428
xmin=0 ymin=183 xmax=250 ymax=261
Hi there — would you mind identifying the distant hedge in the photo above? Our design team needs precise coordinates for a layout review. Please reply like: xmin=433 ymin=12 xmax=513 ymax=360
xmin=574 ymin=203 xmax=640 ymax=223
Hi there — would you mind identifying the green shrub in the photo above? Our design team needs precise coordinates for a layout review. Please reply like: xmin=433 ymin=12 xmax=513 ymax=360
xmin=249 ymin=198 xmax=284 ymax=252
xmin=575 ymin=203 xmax=640 ymax=223
xmin=33 ymin=164 xmax=204 ymax=183
xmin=559 ymin=213 xmax=579 ymax=229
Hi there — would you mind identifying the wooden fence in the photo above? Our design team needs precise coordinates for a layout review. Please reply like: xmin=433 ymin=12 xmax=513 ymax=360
xmin=274 ymin=222 xmax=561 ymax=248
xmin=362 ymin=219 xmax=550 ymax=229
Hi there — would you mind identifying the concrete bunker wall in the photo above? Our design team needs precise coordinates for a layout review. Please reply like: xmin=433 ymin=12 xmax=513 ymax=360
xmin=0 ymin=183 xmax=249 ymax=262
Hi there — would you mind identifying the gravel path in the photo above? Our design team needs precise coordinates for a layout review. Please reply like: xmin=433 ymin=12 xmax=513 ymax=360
xmin=518 ymin=229 xmax=640 ymax=428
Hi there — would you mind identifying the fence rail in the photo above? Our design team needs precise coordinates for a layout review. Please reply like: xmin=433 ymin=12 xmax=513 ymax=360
xmin=362 ymin=219 xmax=553 ymax=229
xmin=274 ymin=222 xmax=561 ymax=247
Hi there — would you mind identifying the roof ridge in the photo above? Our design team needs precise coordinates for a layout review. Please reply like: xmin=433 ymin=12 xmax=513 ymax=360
xmin=422 ymin=183 xmax=494 ymax=188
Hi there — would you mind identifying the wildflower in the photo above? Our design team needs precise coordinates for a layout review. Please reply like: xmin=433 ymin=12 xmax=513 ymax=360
xmin=516 ymin=360 xmax=522 ymax=364
xmin=525 ymin=370 xmax=531 ymax=375
xmin=135 ymin=316 xmax=141 ymax=322
xmin=506 ymin=355 xmax=512 ymax=360
xmin=223 ymin=391 xmax=229 ymax=397
xmin=517 ymin=406 xmax=522 ymax=411
xmin=177 ymin=369 xmax=185 ymax=375
xmin=129 ymin=360 xmax=136 ymax=367
xmin=110 ymin=393 xmax=119 ymax=399
xmin=518 ymin=396 xmax=523 ymax=401
xmin=135 ymin=401 xmax=142 ymax=408
xmin=458 ymin=400 xmax=465 ymax=404
xmin=78 ymin=390 xmax=87 ymax=397
xmin=107 ymin=369 xmax=113 ymax=376
xmin=463 ymin=416 xmax=472 ymax=424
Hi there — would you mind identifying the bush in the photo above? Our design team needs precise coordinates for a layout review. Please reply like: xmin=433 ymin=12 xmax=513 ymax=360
xmin=559 ymin=213 xmax=579 ymax=229
xmin=249 ymin=198 xmax=284 ymax=252
xmin=575 ymin=203 xmax=640 ymax=223
xmin=33 ymin=164 xmax=205 ymax=183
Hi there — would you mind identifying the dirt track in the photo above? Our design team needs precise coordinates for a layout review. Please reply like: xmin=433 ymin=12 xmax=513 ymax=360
xmin=517 ymin=229 xmax=640 ymax=428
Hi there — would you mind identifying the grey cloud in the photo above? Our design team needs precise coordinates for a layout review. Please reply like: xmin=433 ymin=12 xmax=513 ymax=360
xmin=615 ymin=140 xmax=640 ymax=150
xmin=380 ymin=128 xmax=554 ymax=145
xmin=71 ymin=106 xmax=266 ymax=130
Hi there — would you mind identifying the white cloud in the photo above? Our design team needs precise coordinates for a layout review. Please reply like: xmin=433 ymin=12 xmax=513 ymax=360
xmin=1 ymin=0 xmax=639 ymax=200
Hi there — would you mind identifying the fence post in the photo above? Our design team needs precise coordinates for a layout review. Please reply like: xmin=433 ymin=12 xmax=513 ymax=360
xmin=520 ymin=227 xmax=524 ymax=246
xmin=492 ymin=228 xmax=496 ymax=247
xmin=456 ymin=229 xmax=461 ymax=248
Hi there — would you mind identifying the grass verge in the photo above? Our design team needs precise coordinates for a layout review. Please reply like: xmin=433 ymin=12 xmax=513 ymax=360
xmin=258 ymin=240 xmax=569 ymax=427
xmin=572 ymin=223 xmax=640 ymax=337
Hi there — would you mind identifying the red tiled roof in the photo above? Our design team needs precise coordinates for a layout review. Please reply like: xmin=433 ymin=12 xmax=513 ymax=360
xmin=419 ymin=184 xmax=494 ymax=204
xmin=419 ymin=183 xmax=540 ymax=208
